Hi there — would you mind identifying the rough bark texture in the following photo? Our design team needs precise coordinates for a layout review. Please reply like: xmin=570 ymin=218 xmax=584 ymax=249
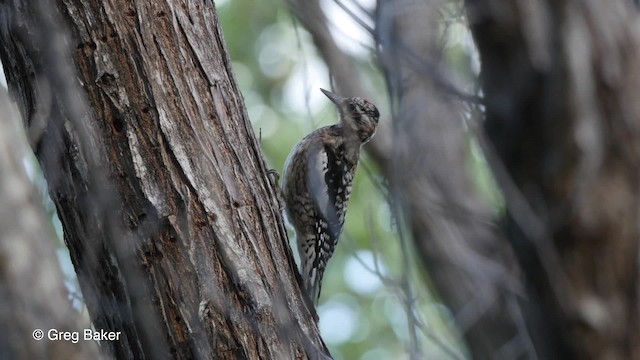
xmin=0 ymin=0 xmax=328 ymax=359
xmin=466 ymin=0 xmax=640 ymax=358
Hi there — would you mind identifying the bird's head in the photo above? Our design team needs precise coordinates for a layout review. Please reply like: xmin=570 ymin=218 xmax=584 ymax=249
xmin=321 ymin=88 xmax=379 ymax=143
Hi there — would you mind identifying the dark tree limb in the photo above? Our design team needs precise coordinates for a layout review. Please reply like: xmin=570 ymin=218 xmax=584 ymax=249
xmin=466 ymin=0 xmax=640 ymax=358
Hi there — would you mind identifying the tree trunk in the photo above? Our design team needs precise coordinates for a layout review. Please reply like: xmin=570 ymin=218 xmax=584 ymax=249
xmin=0 ymin=0 xmax=328 ymax=359
xmin=466 ymin=0 xmax=640 ymax=358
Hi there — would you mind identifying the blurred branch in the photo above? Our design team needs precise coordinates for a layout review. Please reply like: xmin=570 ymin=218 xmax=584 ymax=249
xmin=342 ymin=226 xmax=465 ymax=360
xmin=375 ymin=0 xmax=537 ymax=359
xmin=0 ymin=87 xmax=102 ymax=360
xmin=332 ymin=0 xmax=374 ymax=34
xmin=286 ymin=0 xmax=392 ymax=165
xmin=466 ymin=0 xmax=640 ymax=358
xmin=287 ymin=0 xmax=537 ymax=358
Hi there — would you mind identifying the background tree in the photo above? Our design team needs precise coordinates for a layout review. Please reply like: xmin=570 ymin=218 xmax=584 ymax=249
xmin=466 ymin=1 xmax=640 ymax=358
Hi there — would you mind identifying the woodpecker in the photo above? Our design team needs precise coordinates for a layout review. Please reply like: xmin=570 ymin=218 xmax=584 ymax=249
xmin=282 ymin=88 xmax=380 ymax=305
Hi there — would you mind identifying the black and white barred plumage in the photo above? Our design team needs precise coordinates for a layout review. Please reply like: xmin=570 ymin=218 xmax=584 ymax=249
xmin=282 ymin=88 xmax=379 ymax=305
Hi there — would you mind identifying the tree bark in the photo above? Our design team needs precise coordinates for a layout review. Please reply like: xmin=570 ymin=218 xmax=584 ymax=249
xmin=466 ymin=0 xmax=640 ymax=358
xmin=0 ymin=88 xmax=103 ymax=360
xmin=0 ymin=0 xmax=328 ymax=359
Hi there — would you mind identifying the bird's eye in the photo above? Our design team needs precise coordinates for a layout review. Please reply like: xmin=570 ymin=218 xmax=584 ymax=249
xmin=347 ymin=103 xmax=357 ymax=114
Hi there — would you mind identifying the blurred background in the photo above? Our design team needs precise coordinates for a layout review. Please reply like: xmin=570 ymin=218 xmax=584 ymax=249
xmin=217 ymin=0 xmax=487 ymax=359
xmin=219 ymin=1 xmax=471 ymax=358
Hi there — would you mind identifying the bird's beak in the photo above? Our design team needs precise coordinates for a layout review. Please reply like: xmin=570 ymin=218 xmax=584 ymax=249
xmin=320 ymin=88 xmax=343 ymax=105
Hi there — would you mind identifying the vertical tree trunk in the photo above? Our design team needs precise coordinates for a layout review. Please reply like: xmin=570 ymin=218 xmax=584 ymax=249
xmin=0 ymin=0 xmax=329 ymax=359
xmin=466 ymin=0 xmax=640 ymax=358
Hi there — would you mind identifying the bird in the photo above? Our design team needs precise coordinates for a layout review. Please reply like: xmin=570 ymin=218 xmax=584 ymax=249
xmin=282 ymin=88 xmax=380 ymax=305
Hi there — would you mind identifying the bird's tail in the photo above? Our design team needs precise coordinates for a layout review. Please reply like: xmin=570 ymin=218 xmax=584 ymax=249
xmin=303 ymin=266 xmax=324 ymax=306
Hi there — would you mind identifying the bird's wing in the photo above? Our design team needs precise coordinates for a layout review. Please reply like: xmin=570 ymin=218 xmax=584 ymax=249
xmin=306 ymin=142 xmax=350 ymax=242
xmin=299 ymin=142 xmax=353 ymax=303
